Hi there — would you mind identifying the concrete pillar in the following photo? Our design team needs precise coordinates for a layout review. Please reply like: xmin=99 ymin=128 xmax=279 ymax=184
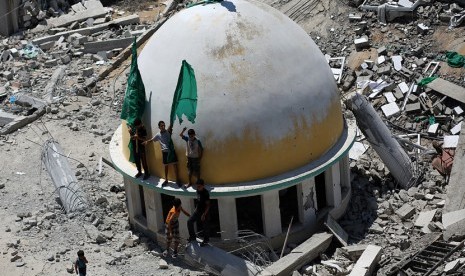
xmin=143 ymin=188 xmax=164 ymax=233
xmin=297 ymin=178 xmax=317 ymax=226
xmin=218 ymin=197 xmax=238 ymax=240
xmin=177 ymin=195 xmax=195 ymax=239
xmin=325 ymin=163 xmax=342 ymax=208
xmin=339 ymin=155 xmax=351 ymax=189
xmin=124 ymin=178 xmax=141 ymax=225
xmin=262 ymin=190 xmax=282 ymax=237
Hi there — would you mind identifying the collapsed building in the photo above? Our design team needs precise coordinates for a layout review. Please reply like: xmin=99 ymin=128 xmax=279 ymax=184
xmin=109 ymin=0 xmax=355 ymax=250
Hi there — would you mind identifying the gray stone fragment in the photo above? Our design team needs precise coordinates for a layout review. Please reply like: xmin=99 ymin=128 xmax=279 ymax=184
xmin=396 ymin=204 xmax=416 ymax=220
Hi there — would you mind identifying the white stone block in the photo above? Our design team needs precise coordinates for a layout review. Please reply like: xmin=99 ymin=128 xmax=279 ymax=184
xmin=398 ymin=82 xmax=409 ymax=93
xmin=443 ymin=135 xmax=459 ymax=148
xmin=451 ymin=122 xmax=462 ymax=135
xmin=454 ymin=106 xmax=464 ymax=115
xmin=377 ymin=55 xmax=386 ymax=65
xmin=392 ymin=55 xmax=403 ymax=71
xmin=384 ymin=92 xmax=396 ymax=103
xmin=428 ymin=123 xmax=439 ymax=135
xmin=381 ymin=102 xmax=400 ymax=118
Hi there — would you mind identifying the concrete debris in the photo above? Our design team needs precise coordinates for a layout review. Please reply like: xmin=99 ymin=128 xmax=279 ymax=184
xmin=426 ymin=78 xmax=465 ymax=105
xmin=360 ymin=0 xmax=425 ymax=24
xmin=264 ymin=233 xmax=333 ymax=276
xmin=348 ymin=94 xmax=417 ymax=189
xmin=42 ymin=139 xmax=88 ymax=213
xmin=348 ymin=245 xmax=382 ymax=276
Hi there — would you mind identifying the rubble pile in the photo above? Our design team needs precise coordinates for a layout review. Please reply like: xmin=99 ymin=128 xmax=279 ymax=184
xmin=1 ymin=0 xmax=465 ymax=275
xmin=0 ymin=2 xmax=149 ymax=135
xmin=295 ymin=1 xmax=465 ymax=275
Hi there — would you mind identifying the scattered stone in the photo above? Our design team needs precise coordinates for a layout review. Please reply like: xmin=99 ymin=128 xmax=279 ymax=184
xmin=395 ymin=204 xmax=416 ymax=220
xmin=158 ymin=259 xmax=169 ymax=269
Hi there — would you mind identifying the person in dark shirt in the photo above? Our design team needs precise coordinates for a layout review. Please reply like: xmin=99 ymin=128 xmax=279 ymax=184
xmin=187 ymin=179 xmax=210 ymax=246
xmin=74 ymin=250 xmax=88 ymax=276
xmin=128 ymin=118 xmax=150 ymax=180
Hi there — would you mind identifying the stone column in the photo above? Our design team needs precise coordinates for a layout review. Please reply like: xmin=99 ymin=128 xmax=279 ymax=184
xmin=297 ymin=178 xmax=317 ymax=226
xmin=143 ymin=188 xmax=164 ymax=233
xmin=262 ymin=190 xmax=282 ymax=237
xmin=339 ymin=155 xmax=351 ymax=189
xmin=124 ymin=178 xmax=141 ymax=225
xmin=177 ymin=195 xmax=195 ymax=240
xmin=218 ymin=197 xmax=238 ymax=240
xmin=325 ymin=163 xmax=342 ymax=208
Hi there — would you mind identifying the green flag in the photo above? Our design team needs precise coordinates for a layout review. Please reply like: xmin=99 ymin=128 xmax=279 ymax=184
xmin=121 ymin=38 xmax=146 ymax=126
xmin=170 ymin=60 xmax=198 ymax=126
xmin=167 ymin=60 xmax=198 ymax=163
xmin=120 ymin=38 xmax=146 ymax=162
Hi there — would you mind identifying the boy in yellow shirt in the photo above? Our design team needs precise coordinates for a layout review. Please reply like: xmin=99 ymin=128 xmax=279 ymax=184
xmin=163 ymin=198 xmax=190 ymax=258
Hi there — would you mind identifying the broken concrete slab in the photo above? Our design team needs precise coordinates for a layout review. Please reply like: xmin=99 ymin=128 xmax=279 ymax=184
xmin=396 ymin=204 xmax=416 ymax=220
xmin=427 ymin=78 xmax=465 ymax=105
xmin=442 ymin=209 xmax=465 ymax=229
xmin=414 ymin=209 xmax=437 ymax=228
xmin=0 ymin=111 xmax=18 ymax=127
xmin=445 ymin=122 xmax=465 ymax=213
xmin=341 ymin=244 xmax=368 ymax=261
xmin=348 ymin=245 xmax=382 ymax=276
xmin=42 ymin=0 xmax=106 ymax=29
xmin=443 ymin=218 xmax=465 ymax=241
xmin=83 ymin=37 xmax=134 ymax=54
xmin=0 ymin=107 xmax=46 ymax=135
xmin=324 ymin=215 xmax=348 ymax=246
xmin=32 ymin=15 xmax=140 ymax=46
xmin=44 ymin=65 xmax=67 ymax=103
xmin=14 ymin=93 xmax=47 ymax=109
xmin=264 ymin=233 xmax=333 ymax=276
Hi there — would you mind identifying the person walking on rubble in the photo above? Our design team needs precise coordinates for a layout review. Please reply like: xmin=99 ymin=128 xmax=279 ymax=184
xmin=74 ymin=250 xmax=88 ymax=276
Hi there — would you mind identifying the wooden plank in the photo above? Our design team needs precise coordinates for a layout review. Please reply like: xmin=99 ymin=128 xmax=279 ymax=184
xmin=427 ymin=78 xmax=465 ymax=104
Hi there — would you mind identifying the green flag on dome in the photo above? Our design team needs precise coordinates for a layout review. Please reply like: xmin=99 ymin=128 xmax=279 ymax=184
xmin=120 ymin=38 xmax=146 ymax=127
xmin=167 ymin=60 xmax=198 ymax=163
xmin=170 ymin=60 xmax=198 ymax=126
xmin=120 ymin=38 xmax=146 ymax=162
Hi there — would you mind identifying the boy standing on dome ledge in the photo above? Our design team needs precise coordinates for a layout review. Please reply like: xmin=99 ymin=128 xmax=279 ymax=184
xmin=144 ymin=121 xmax=180 ymax=187
xmin=180 ymin=127 xmax=203 ymax=188
xmin=128 ymin=118 xmax=150 ymax=180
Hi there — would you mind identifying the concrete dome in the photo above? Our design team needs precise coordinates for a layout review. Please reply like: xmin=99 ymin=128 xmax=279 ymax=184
xmin=122 ymin=0 xmax=344 ymax=184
